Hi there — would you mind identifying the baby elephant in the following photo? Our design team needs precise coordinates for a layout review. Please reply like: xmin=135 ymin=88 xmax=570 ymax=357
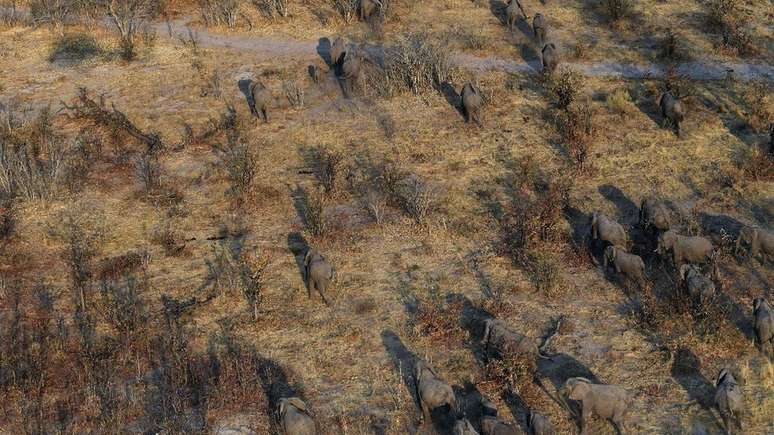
xmin=591 ymin=211 xmax=627 ymax=250
xmin=735 ymin=226 xmax=773 ymax=263
xmin=658 ymin=91 xmax=685 ymax=136
xmin=279 ymin=397 xmax=316 ymax=435
xmin=414 ymin=360 xmax=456 ymax=422
xmin=639 ymin=196 xmax=671 ymax=234
xmin=541 ymin=43 xmax=558 ymax=75
xmin=714 ymin=368 xmax=743 ymax=434
xmin=528 ymin=410 xmax=556 ymax=435
xmin=505 ymin=0 xmax=527 ymax=31
xmin=250 ymin=81 xmax=272 ymax=123
xmin=461 ymin=83 xmax=483 ymax=126
xmin=453 ymin=418 xmax=479 ymax=435
xmin=679 ymin=264 xmax=715 ymax=303
xmin=304 ymin=249 xmax=332 ymax=305
xmin=656 ymin=230 xmax=714 ymax=267
xmin=533 ymin=13 xmax=546 ymax=46
xmin=481 ymin=415 xmax=520 ymax=435
xmin=481 ymin=318 xmax=549 ymax=362
xmin=604 ymin=246 xmax=648 ymax=289
xmin=329 ymin=36 xmax=347 ymax=68
xmin=753 ymin=297 xmax=773 ymax=357
xmin=563 ymin=377 xmax=628 ymax=435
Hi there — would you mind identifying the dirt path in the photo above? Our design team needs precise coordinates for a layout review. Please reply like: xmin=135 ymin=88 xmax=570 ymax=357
xmin=158 ymin=19 xmax=774 ymax=81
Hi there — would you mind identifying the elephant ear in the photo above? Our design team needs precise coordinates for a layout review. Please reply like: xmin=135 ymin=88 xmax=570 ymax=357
xmin=287 ymin=397 xmax=307 ymax=413
xmin=679 ymin=264 xmax=690 ymax=281
xmin=568 ymin=380 xmax=590 ymax=400
xmin=278 ymin=399 xmax=287 ymax=417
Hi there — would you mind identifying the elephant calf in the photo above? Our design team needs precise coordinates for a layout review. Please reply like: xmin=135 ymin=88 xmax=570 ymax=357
xmin=604 ymin=246 xmax=648 ymax=289
xmin=679 ymin=264 xmax=715 ymax=303
xmin=453 ymin=419 xmax=479 ymax=435
xmin=533 ymin=13 xmax=546 ymax=46
xmin=753 ymin=297 xmax=773 ymax=357
xmin=563 ymin=377 xmax=628 ymax=435
xmin=461 ymin=83 xmax=483 ymax=126
xmin=505 ymin=0 xmax=527 ymax=31
xmin=541 ymin=43 xmax=558 ymax=75
xmin=340 ymin=50 xmax=361 ymax=98
xmin=528 ymin=410 xmax=556 ymax=435
xmin=658 ymin=91 xmax=685 ymax=136
xmin=304 ymin=249 xmax=332 ymax=305
xmin=250 ymin=81 xmax=272 ymax=123
xmin=414 ymin=360 xmax=456 ymax=422
xmin=656 ymin=230 xmax=714 ymax=267
xmin=329 ymin=36 xmax=347 ymax=68
xmin=639 ymin=196 xmax=671 ymax=234
xmin=481 ymin=415 xmax=519 ymax=435
xmin=481 ymin=318 xmax=549 ymax=362
xmin=715 ymin=368 xmax=743 ymax=433
xmin=735 ymin=226 xmax=773 ymax=263
xmin=591 ymin=211 xmax=627 ymax=250
xmin=279 ymin=397 xmax=316 ymax=435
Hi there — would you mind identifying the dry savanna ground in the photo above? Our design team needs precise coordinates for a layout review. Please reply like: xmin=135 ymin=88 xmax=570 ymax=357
xmin=0 ymin=0 xmax=772 ymax=434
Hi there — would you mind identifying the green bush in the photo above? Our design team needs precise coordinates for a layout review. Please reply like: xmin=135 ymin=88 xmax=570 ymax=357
xmin=48 ymin=33 xmax=102 ymax=62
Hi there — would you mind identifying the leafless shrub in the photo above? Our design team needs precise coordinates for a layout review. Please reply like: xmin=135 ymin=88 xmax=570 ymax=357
xmin=0 ymin=200 xmax=14 ymax=239
xmin=240 ymin=252 xmax=268 ymax=321
xmin=445 ymin=24 xmax=488 ymax=50
xmin=1 ymin=0 xmax=29 ymax=26
xmin=134 ymin=152 xmax=161 ymax=193
xmin=365 ymin=32 xmax=454 ymax=97
xmin=483 ymin=349 xmax=536 ymax=395
xmin=412 ymin=296 xmax=464 ymax=345
xmin=0 ymin=107 xmax=67 ymax=200
xmin=312 ymin=147 xmax=344 ymax=195
xmin=743 ymin=82 xmax=772 ymax=132
xmin=304 ymin=187 xmax=328 ymax=236
xmin=658 ymin=29 xmax=686 ymax=61
xmin=216 ymin=138 xmax=257 ymax=198
xmin=201 ymin=69 xmax=222 ymax=97
xmin=606 ymin=88 xmax=634 ymax=115
xmin=252 ymin=0 xmax=287 ymax=19
xmin=559 ymin=101 xmax=598 ymax=172
xmin=396 ymin=174 xmax=440 ymax=225
xmin=547 ymin=68 xmax=584 ymax=111
xmin=706 ymin=0 xmax=737 ymax=28
xmin=199 ymin=0 xmax=240 ymax=28
xmin=378 ymin=114 xmax=396 ymax=139
xmin=526 ymin=250 xmax=561 ymax=294
xmin=738 ymin=147 xmax=773 ymax=182
xmin=283 ymin=80 xmax=304 ymax=108
xmin=104 ymin=0 xmax=161 ymax=60
xmin=97 ymin=250 xmax=147 ymax=282
xmin=151 ymin=220 xmax=187 ymax=256
xmin=332 ymin=0 xmax=358 ymax=22
xmin=664 ymin=66 xmax=694 ymax=99
xmin=600 ymin=0 xmax=633 ymax=22
xmin=721 ymin=20 xmax=757 ymax=56
xmin=30 ymin=0 xmax=73 ymax=34
xmin=98 ymin=272 xmax=149 ymax=344
xmin=361 ymin=188 xmax=387 ymax=224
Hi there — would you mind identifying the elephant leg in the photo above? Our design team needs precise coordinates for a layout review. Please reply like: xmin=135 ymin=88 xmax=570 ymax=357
xmin=308 ymin=280 xmax=314 ymax=299
xmin=579 ymin=408 xmax=590 ymax=435
xmin=420 ymin=401 xmax=430 ymax=421
xmin=261 ymin=108 xmax=268 ymax=123
xmin=318 ymin=283 xmax=330 ymax=306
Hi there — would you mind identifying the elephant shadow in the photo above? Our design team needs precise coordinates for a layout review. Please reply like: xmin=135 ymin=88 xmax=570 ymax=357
xmin=697 ymin=212 xmax=744 ymax=248
xmin=488 ymin=0 xmax=508 ymax=26
xmin=631 ymin=84 xmax=665 ymax=130
xmin=502 ymin=389 xmax=535 ymax=434
xmin=670 ymin=347 xmax=716 ymax=413
xmin=448 ymin=293 xmax=495 ymax=359
xmin=437 ymin=81 xmax=465 ymax=121
xmin=317 ymin=37 xmax=332 ymax=66
xmin=536 ymin=352 xmax=600 ymax=423
xmin=287 ymin=231 xmax=310 ymax=288
xmin=598 ymin=184 xmax=638 ymax=225
xmin=453 ymin=381 xmax=486 ymax=430
xmin=237 ymin=78 xmax=254 ymax=114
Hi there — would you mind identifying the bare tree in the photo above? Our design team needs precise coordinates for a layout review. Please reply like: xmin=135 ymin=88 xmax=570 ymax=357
xmin=104 ymin=0 xmax=159 ymax=60
xmin=30 ymin=0 xmax=74 ymax=34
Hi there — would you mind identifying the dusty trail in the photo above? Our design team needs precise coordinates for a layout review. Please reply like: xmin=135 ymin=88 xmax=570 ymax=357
xmin=157 ymin=19 xmax=774 ymax=81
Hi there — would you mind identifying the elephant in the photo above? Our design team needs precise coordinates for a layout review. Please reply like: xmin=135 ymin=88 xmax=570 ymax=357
xmin=481 ymin=318 xmax=550 ymax=362
xmin=360 ymin=0 xmax=381 ymax=22
xmin=590 ymin=211 xmax=628 ymax=251
xmin=278 ymin=397 xmax=316 ymax=435
xmin=340 ymin=50 xmax=361 ymax=98
xmin=658 ymin=91 xmax=685 ymax=136
xmin=249 ymin=81 xmax=272 ymax=122
xmin=414 ymin=360 xmax=456 ymax=422
xmin=304 ymin=248 xmax=332 ymax=305
xmin=481 ymin=415 xmax=520 ymax=435
xmin=533 ymin=13 xmax=546 ymax=46
xmin=714 ymin=368 xmax=743 ymax=434
xmin=679 ymin=264 xmax=715 ymax=303
xmin=604 ymin=246 xmax=648 ymax=290
xmin=528 ymin=410 xmax=556 ymax=435
xmin=639 ymin=196 xmax=671 ymax=234
xmin=461 ymin=83 xmax=483 ymax=126
xmin=329 ymin=36 xmax=347 ymax=69
xmin=656 ymin=230 xmax=714 ymax=267
xmin=562 ymin=377 xmax=628 ymax=435
xmin=753 ymin=297 xmax=773 ymax=357
xmin=735 ymin=226 xmax=773 ymax=262
xmin=453 ymin=419 xmax=479 ymax=435
xmin=541 ymin=43 xmax=558 ymax=75
xmin=505 ymin=0 xmax=527 ymax=31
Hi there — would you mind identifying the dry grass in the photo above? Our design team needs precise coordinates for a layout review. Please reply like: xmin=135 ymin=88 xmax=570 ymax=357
xmin=0 ymin=6 xmax=772 ymax=434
